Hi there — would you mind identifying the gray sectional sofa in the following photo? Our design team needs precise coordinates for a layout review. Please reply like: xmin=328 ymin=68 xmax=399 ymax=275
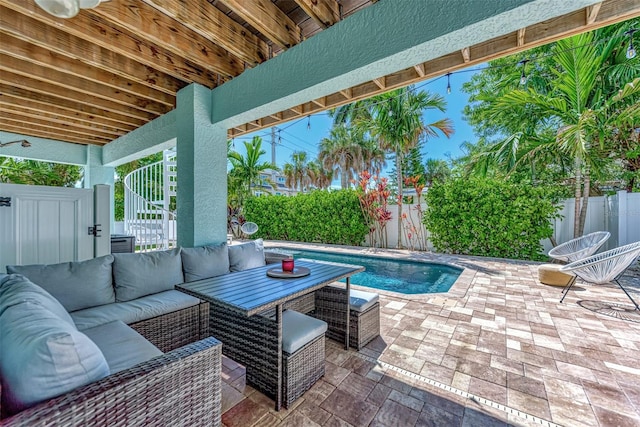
xmin=0 ymin=241 xmax=260 ymax=426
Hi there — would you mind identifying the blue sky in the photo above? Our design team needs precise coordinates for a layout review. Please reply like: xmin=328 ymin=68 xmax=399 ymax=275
xmin=231 ymin=67 xmax=480 ymax=178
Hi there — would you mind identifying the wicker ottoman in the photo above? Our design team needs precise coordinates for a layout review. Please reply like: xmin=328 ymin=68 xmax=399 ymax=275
xmin=538 ymin=264 xmax=574 ymax=286
xmin=314 ymin=287 xmax=380 ymax=350
xmin=282 ymin=310 xmax=327 ymax=408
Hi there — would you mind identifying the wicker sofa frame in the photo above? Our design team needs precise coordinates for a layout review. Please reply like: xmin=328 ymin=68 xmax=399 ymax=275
xmin=129 ymin=301 xmax=210 ymax=353
xmin=0 ymin=337 xmax=222 ymax=426
xmin=313 ymin=286 xmax=380 ymax=350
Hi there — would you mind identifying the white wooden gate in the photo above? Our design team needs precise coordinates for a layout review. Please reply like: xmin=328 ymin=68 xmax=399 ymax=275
xmin=0 ymin=183 xmax=96 ymax=272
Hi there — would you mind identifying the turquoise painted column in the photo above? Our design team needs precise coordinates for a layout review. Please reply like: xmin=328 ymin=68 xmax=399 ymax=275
xmin=176 ymin=83 xmax=227 ymax=247
xmin=84 ymin=145 xmax=115 ymax=229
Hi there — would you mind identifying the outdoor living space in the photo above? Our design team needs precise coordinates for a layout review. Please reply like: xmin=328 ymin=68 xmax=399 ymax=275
xmin=220 ymin=244 xmax=640 ymax=427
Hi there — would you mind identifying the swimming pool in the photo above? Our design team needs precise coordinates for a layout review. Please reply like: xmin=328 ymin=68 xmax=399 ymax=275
xmin=271 ymin=248 xmax=462 ymax=295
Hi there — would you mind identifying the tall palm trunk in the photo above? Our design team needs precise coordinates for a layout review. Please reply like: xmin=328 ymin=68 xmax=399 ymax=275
xmin=341 ymin=161 xmax=348 ymax=189
xmin=396 ymin=150 xmax=404 ymax=249
xmin=577 ymin=163 xmax=590 ymax=237
xmin=573 ymin=157 xmax=582 ymax=238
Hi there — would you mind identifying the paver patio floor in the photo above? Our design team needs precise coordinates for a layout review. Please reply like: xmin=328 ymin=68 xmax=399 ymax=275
xmin=220 ymin=245 xmax=640 ymax=426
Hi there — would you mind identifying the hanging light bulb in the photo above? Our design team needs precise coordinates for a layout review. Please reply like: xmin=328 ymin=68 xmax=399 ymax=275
xmin=231 ymin=138 xmax=235 ymax=149
xmin=625 ymin=29 xmax=637 ymax=59
xmin=446 ymin=73 xmax=452 ymax=94
xmin=306 ymin=115 xmax=311 ymax=130
xmin=519 ymin=59 xmax=530 ymax=85
xmin=278 ymin=130 xmax=282 ymax=144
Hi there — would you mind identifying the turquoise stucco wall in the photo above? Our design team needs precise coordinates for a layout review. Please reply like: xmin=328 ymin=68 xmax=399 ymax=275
xmin=176 ymin=84 xmax=228 ymax=247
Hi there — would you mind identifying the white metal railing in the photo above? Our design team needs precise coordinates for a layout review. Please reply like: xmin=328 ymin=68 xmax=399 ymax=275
xmin=124 ymin=150 xmax=177 ymax=252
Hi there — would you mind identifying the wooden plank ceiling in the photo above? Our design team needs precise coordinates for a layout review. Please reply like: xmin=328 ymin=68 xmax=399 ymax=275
xmin=0 ymin=0 xmax=639 ymax=146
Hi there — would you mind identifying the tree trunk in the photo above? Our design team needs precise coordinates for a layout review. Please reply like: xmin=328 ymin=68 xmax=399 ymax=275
xmin=573 ymin=157 xmax=582 ymax=238
xmin=396 ymin=150 xmax=404 ymax=249
xmin=577 ymin=163 xmax=590 ymax=237
xmin=341 ymin=163 xmax=348 ymax=189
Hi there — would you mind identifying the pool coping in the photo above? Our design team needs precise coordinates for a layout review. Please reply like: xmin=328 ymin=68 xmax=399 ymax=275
xmin=263 ymin=241 xmax=478 ymax=305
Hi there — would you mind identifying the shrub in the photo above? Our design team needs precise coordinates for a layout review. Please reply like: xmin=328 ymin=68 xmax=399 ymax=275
xmin=423 ymin=178 xmax=560 ymax=261
xmin=243 ymin=190 xmax=369 ymax=246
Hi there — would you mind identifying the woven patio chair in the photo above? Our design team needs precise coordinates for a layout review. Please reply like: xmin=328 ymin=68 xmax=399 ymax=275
xmin=548 ymin=231 xmax=610 ymax=263
xmin=559 ymin=240 xmax=640 ymax=310
xmin=241 ymin=221 xmax=259 ymax=238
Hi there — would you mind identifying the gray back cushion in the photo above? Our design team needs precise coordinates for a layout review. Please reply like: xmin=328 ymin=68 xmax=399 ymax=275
xmin=0 ymin=274 xmax=75 ymax=326
xmin=113 ymin=248 xmax=184 ymax=302
xmin=228 ymin=239 xmax=266 ymax=272
xmin=6 ymin=255 xmax=115 ymax=312
xmin=181 ymin=243 xmax=230 ymax=282
xmin=0 ymin=301 xmax=109 ymax=415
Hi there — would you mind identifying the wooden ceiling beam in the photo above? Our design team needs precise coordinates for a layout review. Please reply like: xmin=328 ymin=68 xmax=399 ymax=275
xmin=1 ymin=110 xmax=120 ymax=140
xmin=0 ymin=54 xmax=172 ymax=116
xmin=0 ymin=85 xmax=147 ymax=128
xmin=0 ymin=72 xmax=158 ymax=121
xmin=413 ymin=63 xmax=426 ymax=77
xmin=91 ymin=0 xmax=243 ymax=78
xmin=587 ymin=3 xmax=603 ymax=24
xmin=461 ymin=47 xmax=471 ymax=63
xmin=0 ymin=34 xmax=175 ymax=108
xmin=220 ymin=0 xmax=301 ymax=49
xmin=0 ymin=104 xmax=128 ymax=137
xmin=0 ymin=2 xmax=223 ymax=86
xmin=0 ymin=9 xmax=184 ymax=96
xmin=293 ymin=0 xmax=340 ymax=28
xmin=141 ymin=0 xmax=268 ymax=66
xmin=0 ymin=121 xmax=112 ymax=145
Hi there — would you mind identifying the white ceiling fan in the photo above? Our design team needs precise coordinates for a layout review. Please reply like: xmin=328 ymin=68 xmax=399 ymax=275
xmin=35 ymin=0 xmax=110 ymax=19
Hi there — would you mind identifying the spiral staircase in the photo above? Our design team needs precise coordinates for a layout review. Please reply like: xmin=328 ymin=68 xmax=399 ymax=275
xmin=124 ymin=150 xmax=177 ymax=252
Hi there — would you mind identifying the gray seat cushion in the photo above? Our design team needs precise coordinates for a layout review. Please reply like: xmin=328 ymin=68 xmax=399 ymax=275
xmin=113 ymin=248 xmax=184 ymax=302
xmin=82 ymin=320 xmax=163 ymax=374
xmin=282 ymin=309 xmax=327 ymax=354
xmin=181 ymin=243 xmax=230 ymax=282
xmin=0 ymin=274 xmax=75 ymax=327
xmin=70 ymin=290 xmax=201 ymax=330
xmin=0 ymin=301 xmax=109 ymax=415
xmin=6 ymin=255 xmax=115 ymax=312
xmin=350 ymin=289 xmax=379 ymax=313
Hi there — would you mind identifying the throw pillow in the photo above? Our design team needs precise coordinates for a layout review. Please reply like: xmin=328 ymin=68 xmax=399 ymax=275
xmin=113 ymin=248 xmax=184 ymax=302
xmin=181 ymin=243 xmax=230 ymax=282
xmin=6 ymin=255 xmax=115 ymax=312
xmin=228 ymin=239 xmax=266 ymax=272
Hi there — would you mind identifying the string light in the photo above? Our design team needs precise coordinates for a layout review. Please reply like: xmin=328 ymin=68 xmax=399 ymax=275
xmin=307 ymin=115 xmax=311 ymax=130
xmin=446 ymin=72 xmax=452 ymax=94
xmin=625 ymin=28 xmax=637 ymax=59
xmin=278 ymin=129 xmax=282 ymax=143
xmin=519 ymin=59 xmax=530 ymax=85
xmin=231 ymin=137 xmax=235 ymax=149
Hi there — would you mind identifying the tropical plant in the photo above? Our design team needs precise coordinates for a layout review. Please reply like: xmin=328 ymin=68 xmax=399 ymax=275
xmin=354 ymin=171 xmax=392 ymax=248
xmin=424 ymin=178 xmax=561 ymax=261
xmin=332 ymin=86 xmax=454 ymax=247
xmin=307 ymin=160 xmax=334 ymax=189
xmin=0 ymin=157 xmax=82 ymax=187
xmin=461 ymin=21 xmax=640 ymax=237
xmin=228 ymin=136 xmax=276 ymax=207
xmin=244 ymin=190 xmax=368 ymax=245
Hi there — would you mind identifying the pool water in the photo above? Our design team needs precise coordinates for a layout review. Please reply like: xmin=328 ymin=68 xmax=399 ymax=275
xmin=273 ymin=248 xmax=462 ymax=295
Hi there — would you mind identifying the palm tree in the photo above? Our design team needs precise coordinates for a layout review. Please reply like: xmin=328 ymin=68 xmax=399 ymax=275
xmin=283 ymin=151 xmax=312 ymax=192
xmin=334 ymin=86 xmax=454 ymax=247
xmin=318 ymin=125 xmax=366 ymax=189
xmin=473 ymin=28 xmax=639 ymax=237
xmin=228 ymin=136 xmax=276 ymax=207
xmin=307 ymin=160 xmax=333 ymax=189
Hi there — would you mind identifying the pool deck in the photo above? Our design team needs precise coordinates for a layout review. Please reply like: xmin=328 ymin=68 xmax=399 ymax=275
xmin=220 ymin=242 xmax=640 ymax=427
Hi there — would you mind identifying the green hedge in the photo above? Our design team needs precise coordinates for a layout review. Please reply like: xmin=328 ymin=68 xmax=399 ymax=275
xmin=243 ymin=190 xmax=368 ymax=246
xmin=423 ymin=178 xmax=560 ymax=261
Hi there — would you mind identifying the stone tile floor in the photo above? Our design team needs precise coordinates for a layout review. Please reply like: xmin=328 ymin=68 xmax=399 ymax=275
xmin=221 ymin=245 xmax=640 ymax=426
